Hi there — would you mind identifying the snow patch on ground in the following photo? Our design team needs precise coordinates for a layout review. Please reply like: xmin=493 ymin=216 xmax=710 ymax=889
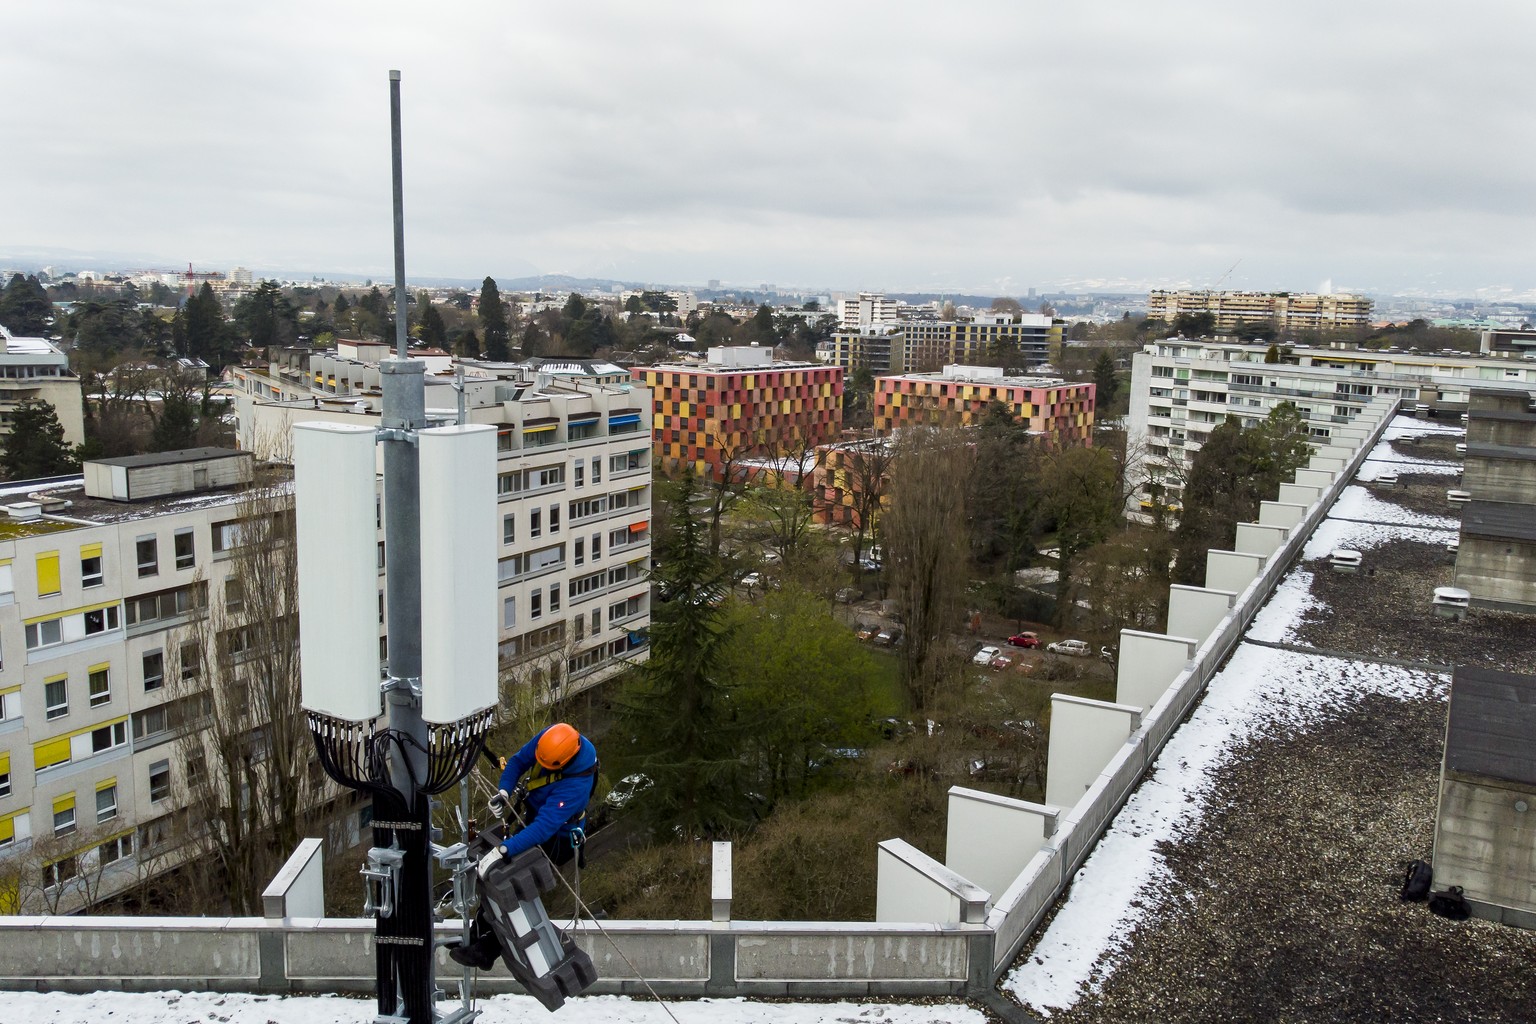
xmin=1245 ymin=568 xmax=1321 ymax=644
xmin=1357 ymin=457 xmax=1460 ymax=480
xmin=2 ymin=990 xmax=987 ymax=1024
xmin=1005 ymin=637 xmax=1441 ymax=1016
xmin=1302 ymin=517 xmax=1458 ymax=561
xmin=1326 ymin=485 xmax=1461 ymax=529
xmin=1362 ymin=436 xmax=1461 ymax=469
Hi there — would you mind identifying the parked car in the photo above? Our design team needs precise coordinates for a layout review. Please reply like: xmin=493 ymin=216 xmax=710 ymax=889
xmin=740 ymin=572 xmax=763 ymax=589
xmin=972 ymin=645 xmax=1001 ymax=666
xmin=604 ymin=773 xmax=652 ymax=811
xmin=835 ymin=586 xmax=864 ymax=604
xmin=1006 ymin=632 xmax=1040 ymax=648
xmin=875 ymin=628 xmax=901 ymax=647
xmin=1100 ymin=645 xmax=1117 ymax=663
xmin=1047 ymin=639 xmax=1091 ymax=657
xmin=855 ymin=623 xmax=879 ymax=642
xmin=990 ymin=653 xmax=1013 ymax=670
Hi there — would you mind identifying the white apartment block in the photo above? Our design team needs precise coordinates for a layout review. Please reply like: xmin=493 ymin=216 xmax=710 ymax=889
xmin=232 ymin=353 xmax=654 ymax=702
xmin=1146 ymin=290 xmax=1373 ymax=333
xmin=0 ymin=326 xmax=84 ymax=448
xmin=0 ymin=449 xmax=344 ymax=913
xmin=836 ymin=292 xmax=901 ymax=329
xmin=1127 ymin=338 xmax=1536 ymax=512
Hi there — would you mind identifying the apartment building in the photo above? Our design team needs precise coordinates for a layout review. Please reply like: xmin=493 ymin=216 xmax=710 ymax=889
xmin=873 ymin=365 xmax=1096 ymax=445
xmin=0 ymin=326 xmax=84 ymax=447
xmin=631 ymin=346 xmax=843 ymax=478
xmin=233 ymin=355 xmax=655 ymax=697
xmin=1146 ymin=290 xmax=1373 ymax=333
xmin=1125 ymin=338 xmax=1536 ymax=512
xmin=0 ymin=449 xmax=333 ymax=913
xmin=836 ymin=292 xmax=901 ymax=329
xmin=829 ymin=314 xmax=1060 ymax=375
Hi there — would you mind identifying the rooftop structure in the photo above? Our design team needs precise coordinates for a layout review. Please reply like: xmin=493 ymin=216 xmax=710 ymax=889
xmin=1453 ymin=387 xmax=1536 ymax=613
xmin=829 ymin=315 xmax=1061 ymax=376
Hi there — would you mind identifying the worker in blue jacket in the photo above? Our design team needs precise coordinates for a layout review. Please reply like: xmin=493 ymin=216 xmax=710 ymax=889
xmin=494 ymin=722 xmax=600 ymax=863
xmin=449 ymin=723 xmax=598 ymax=970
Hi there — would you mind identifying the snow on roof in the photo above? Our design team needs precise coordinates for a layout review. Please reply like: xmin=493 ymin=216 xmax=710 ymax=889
xmin=1 ymin=990 xmax=990 ymax=1024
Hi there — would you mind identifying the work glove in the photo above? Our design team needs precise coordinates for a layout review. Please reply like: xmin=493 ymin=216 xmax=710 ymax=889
xmin=488 ymin=789 xmax=510 ymax=819
xmin=498 ymin=840 xmax=514 ymax=860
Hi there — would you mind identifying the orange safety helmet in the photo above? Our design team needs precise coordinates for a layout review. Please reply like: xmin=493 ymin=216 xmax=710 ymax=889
xmin=535 ymin=723 xmax=581 ymax=771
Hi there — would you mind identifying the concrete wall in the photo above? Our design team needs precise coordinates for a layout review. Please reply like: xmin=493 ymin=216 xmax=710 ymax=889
xmin=1115 ymin=631 xmax=1199 ymax=709
xmin=1454 ymin=536 xmax=1536 ymax=612
xmin=1259 ymin=501 xmax=1307 ymax=530
xmin=1278 ymin=482 xmax=1322 ymax=506
xmin=945 ymin=787 xmax=1058 ymax=905
xmin=1206 ymin=549 xmax=1267 ymax=593
xmin=875 ymin=840 xmax=988 ymax=925
xmin=1234 ymin=522 xmax=1288 ymax=558
xmin=1433 ymin=773 xmax=1536 ymax=928
xmin=1293 ymin=467 xmax=1334 ymax=490
xmin=1045 ymin=696 xmax=1141 ymax=808
xmin=1462 ymin=458 xmax=1536 ymax=503
xmin=1166 ymin=585 xmax=1236 ymax=643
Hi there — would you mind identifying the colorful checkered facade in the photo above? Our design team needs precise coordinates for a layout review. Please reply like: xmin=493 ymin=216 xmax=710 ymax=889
xmin=631 ymin=361 xmax=845 ymax=477
xmin=873 ymin=374 xmax=1095 ymax=445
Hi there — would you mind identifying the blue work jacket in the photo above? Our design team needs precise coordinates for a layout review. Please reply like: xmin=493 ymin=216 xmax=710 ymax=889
xmin=496 ymin=728 xmax=598 ymax=858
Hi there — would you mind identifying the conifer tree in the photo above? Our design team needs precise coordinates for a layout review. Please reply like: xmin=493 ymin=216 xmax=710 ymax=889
xmin=478 ymin=277 xmax=510 ymax=361
xmin=0 ymin=398 xmax=76 ymax=480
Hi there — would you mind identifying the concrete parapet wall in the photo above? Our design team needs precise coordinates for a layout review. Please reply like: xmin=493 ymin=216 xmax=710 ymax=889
xmin=1044 ymin=696 xmax=1142 ymax=808
xmin=1234 ymin=521 xmax=1288 ymax=558
xmin=945 ymin=787 xmax=1058 ymax=904
xmin=1166 ymin=585 xmax=1236 ymax=643
xmin=1206 ymin=549 xmax=1268 ymax=592
xmin=1278 ymin=482 xmax=1322 ymax=505
xmin=1259 ymin=500 xmax=1307 ymax=530
xmin=1116 ymin=631 xmax=1199 ymax=709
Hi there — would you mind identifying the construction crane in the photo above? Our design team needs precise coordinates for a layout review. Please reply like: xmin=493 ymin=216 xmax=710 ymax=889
xmin=182 ymin=262 xmax=225 ymax=298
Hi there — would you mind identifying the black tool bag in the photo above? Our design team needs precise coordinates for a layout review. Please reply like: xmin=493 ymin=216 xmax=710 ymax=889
xmin=1428 ymin=885 xmax=1471 ymax=920
xmin=1400 ymin=859 xmax=1433 ymax=902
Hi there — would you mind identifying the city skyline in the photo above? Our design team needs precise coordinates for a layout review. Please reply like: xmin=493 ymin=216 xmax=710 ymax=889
xmin=5 ymin=1 xmax=1535 ymax=299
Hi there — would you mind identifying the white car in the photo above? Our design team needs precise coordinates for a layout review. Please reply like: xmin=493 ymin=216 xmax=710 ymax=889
xmin=972 ymin=645 xmax=1001 ymax=666
xmin=740 ymin=572 xmax=763 ymax=589
xmin=1047 ymin=639 xmax=1091 ymax=657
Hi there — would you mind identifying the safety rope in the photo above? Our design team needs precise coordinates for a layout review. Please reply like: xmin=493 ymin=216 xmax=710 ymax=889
xmin=467 ymin=769 xmax=685 ymax=1024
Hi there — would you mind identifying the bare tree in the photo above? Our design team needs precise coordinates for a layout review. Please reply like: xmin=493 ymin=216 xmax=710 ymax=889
xmin=883 ymin=427 xmax=972 ymax=709
xmin=833 ymin=437 xmax=896 ymax=577
xmin=169 ymin=465 xmax=309 ymax=914
xmin=743 ymin=429 xmax=827 ymax=565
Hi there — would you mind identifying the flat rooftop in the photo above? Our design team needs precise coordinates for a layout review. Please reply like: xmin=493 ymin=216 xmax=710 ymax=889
xmin=1007 ymin=413 xmax=1536 ymax=1023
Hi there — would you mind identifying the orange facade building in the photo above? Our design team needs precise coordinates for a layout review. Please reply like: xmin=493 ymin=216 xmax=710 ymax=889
xmin=631 ymin=347 xmax=844 ymax=477
xmin=873 ymin=365 xmax=1095 ymax=445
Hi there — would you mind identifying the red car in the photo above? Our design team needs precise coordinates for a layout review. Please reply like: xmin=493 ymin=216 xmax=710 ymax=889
xmin=1006 ymin=632 xmax=1040 ymax=648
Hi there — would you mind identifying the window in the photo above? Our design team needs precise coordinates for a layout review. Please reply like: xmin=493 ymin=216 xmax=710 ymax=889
xmin=225 ymin=577 xmax=244 ymax=613
xmin=549 ymin=504 xmax=560 ymax=533
xmin=212 ymin=519 xmax=247 ymax=554
xmin=574 ymin=463 xmax=584 ymax=487
xmin=139 ymin=814 xmax=174 ymax=852
xmin=498 ymin=472 xmax=517 ymax=497
xmin=530 ymin=591 xmax=542 ymax=620
xmin=592 ymin=457 xmax=601 ymax=483
xmin=0 ymin=755 xmax=10 ymax=798
xmin=53 ymin=797 xmax=75 ymax=837
xmin=574 ymin=539 xmax=584 ymax=566
xmin=530 ymin=509 xmax=541 ymax=538
xmin=125 ymin=583 xmax=203 ymax=628
xmin=377 ymin=542 xmax=386 ymax=570
xmin=187 ymin=752 xmax=206 ymax=788
xmin=83 ymin=605 xmax=121 ymax=636
xmin=180 ymin=640 xmax=200 ymax=680
xmin=96 ymin=784 xmax=118 ymax=824
xmin=592 ymin=533 xmax=601 ymax=559
xmin=142 ymin=650 xmax=164 ymax=692
xmin=502 ymin=514 xmax=515 ymax=545
xmin=570 ymin=497 xmax=605 ymax=520
xmin=174 ymin=529 xmax=195 ymax=570
xmin=136 ymin=536 xmax=158 ymax=577
xmin=502 ymin=596 xmax=516 ymax=630
xmin=44 ymin=677 xmax=68 ymax=720
xmin=149 ymin=760 xmax=171 ymax=803
xmin=43 ymin=855 xmax=78 ymax=890
xmin=99 ymin=834 xmax=132 ymax=866
xmin=532 ymin=465 xmax=564 ymax=489
xmin=25 ymin=617 xmax=62 ymax=651
xmin=569 ymin=571 xmax=606 ymax=600
xmin=591 ymin=608 xmax=601 ymax=633
xmin=549 ymin=584 xmax=561 ymax=613
xmin=88 ymin=665 xmax=111 ymax=707
xmin=91 ymin=720 xmax=127 ymax=754
xmin=36 ymin=551 xmax=61 ymax=597
xmin=80 ymin=547 xmax=103 ymax=588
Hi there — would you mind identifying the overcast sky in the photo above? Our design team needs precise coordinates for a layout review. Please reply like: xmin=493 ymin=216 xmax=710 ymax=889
xmin=6 ymin=1 xmax=1534 ymax=297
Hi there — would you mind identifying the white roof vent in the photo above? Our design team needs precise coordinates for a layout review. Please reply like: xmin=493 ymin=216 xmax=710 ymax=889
xmin=1447 ymin=489 xmax=1472 ymax=507
xmin=6 ymin=502 xmax=42 ymax=522
xmin=1330 ymin=549 xmax=1362 ymax=573
xmin=1432 ymin=586 xmax=1471 ymax=621
xmin=1375 ymin=470 xmax=1399 ymax=487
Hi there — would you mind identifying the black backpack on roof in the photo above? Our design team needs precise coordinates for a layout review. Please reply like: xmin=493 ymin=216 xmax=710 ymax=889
xmin=1400 ymin=859 xmax=1433 ymax=902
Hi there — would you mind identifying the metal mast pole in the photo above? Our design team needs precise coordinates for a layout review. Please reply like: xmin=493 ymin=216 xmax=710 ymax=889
xmin=377 ymin=68 xmax=433 ymax=1024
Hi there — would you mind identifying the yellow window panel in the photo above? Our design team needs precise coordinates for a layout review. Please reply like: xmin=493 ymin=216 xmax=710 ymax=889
xmin=52 ymin=794 xmax=75 ymax=815
xmin=33 ymin=736 xmax=70 ymax=770
xmin=0 ymin=817 xmax=14 ymax=845
xmin=96 ymin=776 xmax=116 ymax=792
xmin=0 ymin=751 xmax=8 ymax=775
xmin=36 ymin=552 xmax=61 ymax=597
xmin=79 ymin=543 xmax=103 ymax=559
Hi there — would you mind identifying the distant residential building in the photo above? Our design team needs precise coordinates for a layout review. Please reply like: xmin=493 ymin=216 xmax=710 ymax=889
xmin=227 ymin=267 xmax=254 ymax=287
xmin=837 ymin=293 xmax=901 ymax=329
xmin=1146 ymin=290 xmax=1372 ymax=333
xmin=232 ymin=347 xmax=655 ymax=698
xmin=872 ymin=364 xmax=1095 ymax=445
xmin=1480 ymin=328 xmax=1536 ymax=357
xmin=1126 ymin=337 xmax=1536 ymax=513
xmin=829 ymin=314 xmax=1060 ymax=375
xmin=0 ymin=326 xmax=84 ymax=448
xmin=631 ymin=346 xmax=843 ymax=477
xmin=812 ymin=437 xmax=894 ymax=528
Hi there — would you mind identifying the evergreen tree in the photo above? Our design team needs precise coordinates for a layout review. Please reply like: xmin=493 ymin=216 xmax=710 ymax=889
xmin=233 ymin=281 xmax=298 ymax=350
xmin=172 ymin=283 xmax=232 ymax=366
xmin=613 ymin=474 xmax=747 ymax=838
xmin=416 ymin=297 xmax=447 ymax=349
xmin=1092 ymin=351 xmax=1120 ymax=408
xmin=0 ymin=398 xmax=76 ymax=480
xmin=520 ymin=322 xmax=543 ymax=359
xmin=149 ymin=390 xmax=201 ymax=452
xmin=333 ymin=293 xmax=350 ymax=316
xmin=478 ymin=277 xmax=511 ymax=361
xmin=0 ymin=273 xmax=52 ymax=335
xmin=456 ymin=327 xmax=481 ymax=359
